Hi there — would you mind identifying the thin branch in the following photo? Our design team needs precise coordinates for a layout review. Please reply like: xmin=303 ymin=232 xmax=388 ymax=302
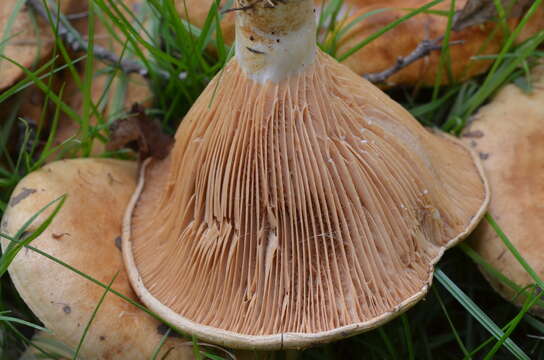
xmin=222 ymin=0 xmax=282 ymax=14
xmin=25 ymin=0 xmax=186 ymax=81
xmin=363 ymin=38 xmax=463 ymax=84
xmin=222 ymin=3 xmax=258 ymax=14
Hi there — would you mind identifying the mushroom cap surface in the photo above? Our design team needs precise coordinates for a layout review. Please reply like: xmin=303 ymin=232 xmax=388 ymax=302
xmin=123 ymin=46 xmax=489 ymax=349
xmin=462 ymin=65 xmax=544 ymax=316
xmin=1 ymin=159 xmax=193 ymax=359
xmin=336 ymin=0 xmax=544 ymax=86
xmin=0 ymin=0 xmax=79 ymax=91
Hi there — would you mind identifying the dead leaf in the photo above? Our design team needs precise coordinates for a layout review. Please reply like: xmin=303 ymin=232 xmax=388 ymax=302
xmin=107 ymin=104 xmax=174 ymax=160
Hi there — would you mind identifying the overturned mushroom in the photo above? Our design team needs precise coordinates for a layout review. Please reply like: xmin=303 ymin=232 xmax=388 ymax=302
xmin=1 ymin=159 xmax=193 ymax=359
xmin=462 ymin=64 xmax=544 ymax=316
xmin=123 ymin=0 xmax=489 ymax=350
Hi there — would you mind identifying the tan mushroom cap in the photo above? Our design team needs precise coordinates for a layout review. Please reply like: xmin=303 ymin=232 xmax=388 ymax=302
xmin=337 ymin=0 xmax=544 ymax=86
xmin=461 ymin=65 xmax=544 ymax=316
xmin=0 ymin=0 xmax=79 ymax=91
xmin=123 ymin=1 xmax=489 ymax=350
xmin=178 ymin=0 xmax=544 ymax=86
xmin=1 ymin=159 xmax=194 ymax=359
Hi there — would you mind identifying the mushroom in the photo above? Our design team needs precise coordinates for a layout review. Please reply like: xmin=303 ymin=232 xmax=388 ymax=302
xmin=461 ymin=64 xmax=544 ymax=316
xmin=178 ymin=0 xmax=544 ymax=86
xmin=336 ymin=0 xmax=544 ymax=86
xmin=122 ymin=0 xmax=489 ymax=350
xmin=0 ymin=0 xmax=80 ymax=91
xmin=1 ymin=159 xmax=193 ymax=359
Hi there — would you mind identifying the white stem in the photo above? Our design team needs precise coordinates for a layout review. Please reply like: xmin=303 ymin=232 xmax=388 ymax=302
xmin=235 ymin=1 xmax=317 ymax=83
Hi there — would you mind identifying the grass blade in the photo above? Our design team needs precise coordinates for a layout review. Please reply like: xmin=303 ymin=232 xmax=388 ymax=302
xmin=73 ymin=272 xmax=119 ymax=359
xmin=337 ymin=0 xmax=444 ymax=61
xmin=435 ymin=269 xmax=529 ymax=360
xmin=0 ymin=194 xmax=67 ymax=277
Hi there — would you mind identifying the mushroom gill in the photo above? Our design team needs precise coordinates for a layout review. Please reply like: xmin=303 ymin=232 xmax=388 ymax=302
xmin=123 ymin=0 xmax=489 ymax=350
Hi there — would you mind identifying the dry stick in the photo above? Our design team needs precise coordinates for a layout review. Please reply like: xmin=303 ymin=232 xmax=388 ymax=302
xmin=364 ymin=38 xmax=464 ymax=84
xmin=222 ymin=0 xmax=284 ymax=14
xmin=25 ymin=0 xmax=186 ymax=81
xmin=222 ymin=0 xmax=260 ymax=14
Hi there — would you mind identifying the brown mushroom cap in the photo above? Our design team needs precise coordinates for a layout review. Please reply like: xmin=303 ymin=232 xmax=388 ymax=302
xmin=0 ymin=0 xmax=79 ymax=91
xmin=1 ymin=159 xmax=193 ymax=359
xmin=461 ymin=65 xmax=544 ymax=316
xmin=336 ymin=0 xmax=544 ymax=86
xmin=123 ymin=1 xmax=489 ymax=350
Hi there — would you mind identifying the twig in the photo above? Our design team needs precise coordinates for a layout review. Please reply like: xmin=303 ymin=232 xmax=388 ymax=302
xmin=363 ymin=38 xmax=463 ymax=84
xmin=25 ymin=0 xmax=186 ymax=81
xmin=222 ymin=3 xmax=258 ymax=14
xmin=65 ymin=11 xmax=89 ymax=21
xmin=222 ymin=0 xmax=280 ymax=14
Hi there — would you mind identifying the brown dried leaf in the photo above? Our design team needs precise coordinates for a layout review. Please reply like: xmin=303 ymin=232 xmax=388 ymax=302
xmin=107 ymin=104 xmax=173 ymax=159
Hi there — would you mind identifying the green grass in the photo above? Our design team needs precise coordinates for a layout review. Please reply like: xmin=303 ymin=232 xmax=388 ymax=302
xmin=0 ymin=0 xmax=543 ymax=359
